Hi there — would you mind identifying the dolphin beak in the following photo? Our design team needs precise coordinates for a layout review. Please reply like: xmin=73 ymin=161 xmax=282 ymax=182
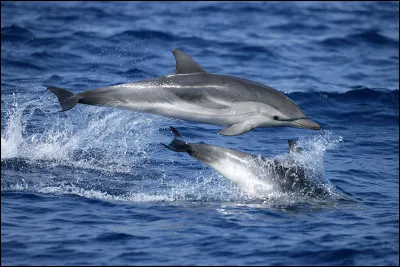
xmin=292 ymin=118 xmax=321 ymax=130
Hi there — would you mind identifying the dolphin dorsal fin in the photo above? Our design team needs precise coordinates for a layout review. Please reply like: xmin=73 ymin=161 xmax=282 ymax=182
xmin=288 ymin=139 xmax=303 ymax=154
xmin=172 ymin=49 xmax=207 ymax=74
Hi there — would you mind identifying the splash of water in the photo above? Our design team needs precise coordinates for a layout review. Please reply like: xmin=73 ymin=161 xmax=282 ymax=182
xmin=157 ymin=131 xmax=346 ymax=205
xmin=253 ymin=130 xmax=345 ymax=203
xmin=1 ymin=89 xmax=347 ymax=205
xmin=1 ymin=89 xmax=163 ymax=174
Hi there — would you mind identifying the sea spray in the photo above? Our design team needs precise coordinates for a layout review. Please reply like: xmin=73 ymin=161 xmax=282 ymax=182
xmin=1 ymin=90 xmax=347 ymax=204
xmin=1 ymin=90 xmax=163 ymax=174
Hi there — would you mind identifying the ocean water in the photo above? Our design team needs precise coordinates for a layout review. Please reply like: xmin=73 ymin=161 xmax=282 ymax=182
xmin=1 ymin=1 xmax=399 ymax=266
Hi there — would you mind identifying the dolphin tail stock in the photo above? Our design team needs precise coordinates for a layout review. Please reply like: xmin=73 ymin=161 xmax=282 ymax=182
xmin=161 ymin=126 xmax=191 ymax=152
xmin=47 ymin=86 xmax=79 ymax=111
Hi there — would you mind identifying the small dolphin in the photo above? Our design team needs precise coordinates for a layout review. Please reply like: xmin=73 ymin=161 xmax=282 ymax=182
xmin=48 ymin=49 xmax=320 ymax=135
xmin=162 ymin=126 xmax=329 ymax=197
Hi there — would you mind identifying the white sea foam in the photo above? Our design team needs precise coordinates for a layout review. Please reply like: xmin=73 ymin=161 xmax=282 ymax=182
xmin=1 ymin=90 xmax=163 ymax=174
xmin=37 ymin=185 xmax=176 ymax=202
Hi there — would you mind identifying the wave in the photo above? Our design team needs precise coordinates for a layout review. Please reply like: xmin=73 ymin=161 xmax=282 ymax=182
xmin=1 ymin=25 xmax=35 ymax=42
xmin=318 ymin=30 xmax=398 ymax=48
xmin=116 ymin=67 xmax=153 ymax=78
xmin=231 ymin=45 xmax=278 ymax=58
xmin=286 ymin=87 xmax=399 ymax=111
xmin=31 ymin=51 xmax=82 ymax=60
xmin=2 ymin=58 xmax=46 ymax=71
xmin=290 ymin=87 xmax=399 ymax=101
xmin=195 ymin=3 xmax=265 ymax=13
xmin=288 ymin=88 xmax=399 ymax=127
xmin=269 ymin=22 xmax=328 ymax=32
xmin=349 ymin=30 xmax=398 ymax=46
xmin=71 ymin=30 xmax=102 ymax=40
xmin=105 ymin=29 xmax=282 ymax=61
xmin=108 ymin=30 xmax=175 ymax=42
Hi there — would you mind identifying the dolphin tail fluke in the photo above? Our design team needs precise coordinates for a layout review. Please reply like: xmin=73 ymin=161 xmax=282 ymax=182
xmin=161 ymin=126 xmax=190 ymax=152
xmin=47 ymin=87 xmax=79 ymax=111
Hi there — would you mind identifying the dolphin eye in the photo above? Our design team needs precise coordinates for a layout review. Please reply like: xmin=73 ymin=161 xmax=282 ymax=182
xmin=273 ymin=116 xmax=279 ymax=120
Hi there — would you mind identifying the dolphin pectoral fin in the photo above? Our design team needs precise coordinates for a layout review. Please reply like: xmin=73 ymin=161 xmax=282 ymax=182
xmin=218 ymin=122 xmax=258 ymax=136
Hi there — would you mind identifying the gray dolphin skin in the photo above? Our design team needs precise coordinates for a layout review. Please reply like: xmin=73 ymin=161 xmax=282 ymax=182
xmin=48 ymin=49 xmax=320 ymax=136
xmin=162 ymin=126 xmax=328 ymax=197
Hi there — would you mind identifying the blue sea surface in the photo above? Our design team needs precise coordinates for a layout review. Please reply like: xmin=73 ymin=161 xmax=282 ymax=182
xmin=1 ymin=1 xmax=399 ymax=266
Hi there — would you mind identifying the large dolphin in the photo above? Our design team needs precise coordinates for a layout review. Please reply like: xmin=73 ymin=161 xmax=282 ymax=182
xmin=48 ymin=49 xmax=320 ymax=136
xmin=162 ymin=126 xmax=331 ymax=198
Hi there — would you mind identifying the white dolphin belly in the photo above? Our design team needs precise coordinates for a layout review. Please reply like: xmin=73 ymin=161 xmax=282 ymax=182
xmin=207 ymin=154 xmax=275 ymax=197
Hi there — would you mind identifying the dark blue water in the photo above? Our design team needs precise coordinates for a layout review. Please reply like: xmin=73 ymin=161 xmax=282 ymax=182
xmin=1 ymin=1 xmax=399 ymax=265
